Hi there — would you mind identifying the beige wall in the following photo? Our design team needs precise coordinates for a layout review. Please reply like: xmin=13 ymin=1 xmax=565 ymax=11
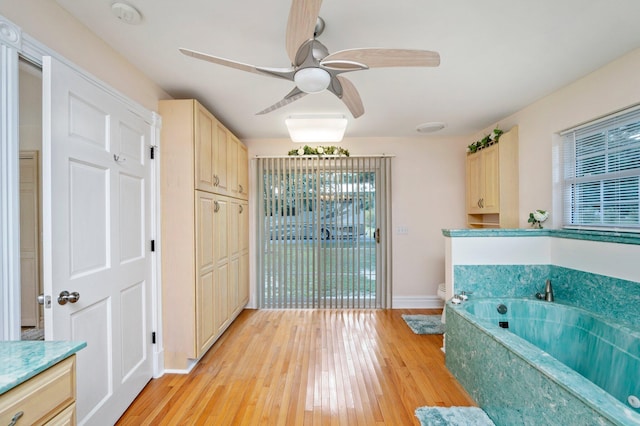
xmin=18 ymin=62 xmax=42 ymax=151
xmin=246 ymin=47 xmax=640 ymax=304
xmin=0 ymin=0 xmax=170 ymax=111
xmin=4 ymin=1 xmax=638 ymax=304
xmin=244 ymin=136 xmax=470 ymax=304
xmin=473 ymin=47 xmax=640 ymax=229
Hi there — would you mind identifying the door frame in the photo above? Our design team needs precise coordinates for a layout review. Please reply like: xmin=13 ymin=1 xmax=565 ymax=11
xmin=0 ymin=15 xmax=164 ymax=377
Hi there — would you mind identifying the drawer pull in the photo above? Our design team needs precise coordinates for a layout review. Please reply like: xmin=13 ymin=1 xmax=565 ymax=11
xmin=8 ymin=411 xmax=23 ymax=426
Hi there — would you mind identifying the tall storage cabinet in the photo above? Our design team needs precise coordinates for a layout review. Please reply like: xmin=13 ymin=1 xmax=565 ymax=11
xmin=466 ymin=125 xmax=519 ymax=228
xmin=160 ymin=99 xmax=249 ymax=370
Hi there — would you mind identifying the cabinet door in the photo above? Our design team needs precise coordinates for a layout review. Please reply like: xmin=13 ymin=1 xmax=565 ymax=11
xmin=227 ymin=134 xmax=239 ymax=196
xmin=238 ymin=252 xmax=249 ymax=307
xmin=238 ymin=200 xmax=249 ymax=306
xmin=481 ymin=145 xmax=500 ymax=213
xmin=237 ymin=142 xmax=249 ymax=200
xmin=214 ymin=196 xmax=230 ymax=266
xmin=228 ymin=257 xmax=239 ymax=317
xmin=214 ymin=262 xmax=229 ymax=334
xmin=213 ymin=196 xmax=230 ymax=332
xmin=227 ymin=200 xmax=240 ymax=316
xmin=195 ymin=103 xmax=216 ymax=192
xmin=239 ymin=200 xmax=249 ymax=253
xmin=195 ymin=191 xmax=216 ymax=356
xmin=214 ymin=123 xmax=229 ymax=194
xmin=466 ymin=152 xmax=483 ymax=213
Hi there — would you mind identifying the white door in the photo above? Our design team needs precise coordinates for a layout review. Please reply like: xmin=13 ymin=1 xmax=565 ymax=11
xmin=42 ymin=56 xmax=154 ymax=425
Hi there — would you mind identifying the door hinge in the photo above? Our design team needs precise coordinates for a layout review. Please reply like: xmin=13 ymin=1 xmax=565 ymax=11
xmin=374 ymin=228 xmax=381 ymax=244
xmin=150 ymin=146 xmax=155 ymax=159
xmin=152 ymin=332 xmax=156 ymax=344
xmin=151 ymin=240 xmax=155 ymax=252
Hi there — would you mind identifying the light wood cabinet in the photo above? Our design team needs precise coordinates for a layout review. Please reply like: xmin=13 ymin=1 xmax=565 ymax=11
xmin=159 ymin=99 xmax=249 ymax=370
xmin=214 ymin=122 xmax=229 ymax=194
xmin=0 ymin=356 xmax=77 ymax=426
xmin=466 ymin=126 xmax=519 ymax=228
xmin=237 ymin=142 xmax=249 ymax=200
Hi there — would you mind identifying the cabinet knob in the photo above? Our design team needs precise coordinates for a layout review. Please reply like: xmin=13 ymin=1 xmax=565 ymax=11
xmin=239 ymin=205 xmax=243 ymax=214
xmin=238 ymin=184 xmax=243 ymax=193
xmin=214 ymin=201 xmax=220 ymax=212
xmin=9 ymin=411 xmax=24 ymax=426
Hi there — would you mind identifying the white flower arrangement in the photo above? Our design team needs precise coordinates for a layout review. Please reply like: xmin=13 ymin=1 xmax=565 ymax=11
xmin=528 ymin=209 xmax=549 ymax=228
xmin=288 ymin=145 xmax=350 ymax=157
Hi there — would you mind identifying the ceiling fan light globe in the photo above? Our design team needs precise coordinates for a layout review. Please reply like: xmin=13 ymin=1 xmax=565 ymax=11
xmin=294 ymin=68 xmax=331 ymax=94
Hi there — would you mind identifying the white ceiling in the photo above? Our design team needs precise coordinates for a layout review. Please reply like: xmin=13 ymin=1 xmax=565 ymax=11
xmin=56 ymin=0 xmax=640 ymax=140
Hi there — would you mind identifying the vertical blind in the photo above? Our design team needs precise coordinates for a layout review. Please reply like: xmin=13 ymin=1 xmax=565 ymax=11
xmin=562 ymin=106 xmax=640 ymax=230
xmin=256 ymin=156 xmax=392 ymax=309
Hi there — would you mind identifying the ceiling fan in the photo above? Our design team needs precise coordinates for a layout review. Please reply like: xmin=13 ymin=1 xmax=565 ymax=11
xmin=179 ymin=0 xmax=440 ymax=118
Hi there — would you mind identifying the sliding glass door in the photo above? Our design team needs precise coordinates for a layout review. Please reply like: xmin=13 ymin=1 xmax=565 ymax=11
xmin=257 ymin=156 xmax=391 ymax=309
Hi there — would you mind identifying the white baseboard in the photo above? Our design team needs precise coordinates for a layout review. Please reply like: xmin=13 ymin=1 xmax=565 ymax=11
xmin=392 ymin=295 xmax=444 ymax=309
xmin=163 ymin=358 xmax=198 ymax=375
xmin=153 ymin=349 xmax=164 ymax=378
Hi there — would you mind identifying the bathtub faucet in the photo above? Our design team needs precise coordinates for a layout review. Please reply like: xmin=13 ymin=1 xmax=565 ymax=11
xmin=536 ymin=279 xmax=554 ymax=302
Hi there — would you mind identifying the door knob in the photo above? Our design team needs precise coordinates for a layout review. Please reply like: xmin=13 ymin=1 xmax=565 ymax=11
xmin=58 ymin=291 xmax=80 ymax=305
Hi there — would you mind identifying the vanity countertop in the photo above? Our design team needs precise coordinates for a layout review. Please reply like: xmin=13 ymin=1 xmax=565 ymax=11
xmin=0 ymin=340 xmax=86 ymax=395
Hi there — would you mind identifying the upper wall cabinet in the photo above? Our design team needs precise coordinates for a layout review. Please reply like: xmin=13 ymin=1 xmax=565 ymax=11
xmin=193 ymin=101 xmax=248 ymax=199
xmin=466 ymin=126 xmax=519 ymax=228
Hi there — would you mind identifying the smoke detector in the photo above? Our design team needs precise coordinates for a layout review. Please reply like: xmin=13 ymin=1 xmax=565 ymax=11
xmin=111 ymin=2 xmax=143 ymax=25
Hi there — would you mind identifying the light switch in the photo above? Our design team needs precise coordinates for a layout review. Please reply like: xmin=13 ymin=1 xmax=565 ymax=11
xmin=397 ymin=226 xmax=409 ymax=235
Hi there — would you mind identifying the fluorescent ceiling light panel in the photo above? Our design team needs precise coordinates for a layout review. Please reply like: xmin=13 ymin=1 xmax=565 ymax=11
xmin=285 ymin=115 xmax=348 ymax=143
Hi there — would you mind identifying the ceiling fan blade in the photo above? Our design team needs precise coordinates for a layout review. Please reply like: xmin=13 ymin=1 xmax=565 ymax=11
xmin=336 ymin=76 xmax=364 ymax=118
xmin=180 ymin=48 xmax=295 ymax=81
xmin=323 ymin=48 xmax=440 ymax=68
xmin=320 ymin=59 xmax=369 ymax=72
xmin=256 ymin=88 xmax=307 ymax=115
xmin=285 ymin=0 xmax=323 ymax=64
xmin=179 ymin=48 xmax=262 ymax=74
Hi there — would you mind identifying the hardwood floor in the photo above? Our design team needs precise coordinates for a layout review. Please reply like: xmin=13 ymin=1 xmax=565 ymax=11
xmin=117 ymin=309 xmax=474 ymax=425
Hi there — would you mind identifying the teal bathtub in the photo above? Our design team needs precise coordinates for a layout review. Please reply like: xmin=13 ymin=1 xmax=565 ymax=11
xmin=446 ymin=298 xmax=640 ymax=426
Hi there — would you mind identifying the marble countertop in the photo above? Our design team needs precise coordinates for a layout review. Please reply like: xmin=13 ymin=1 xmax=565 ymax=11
xmin=442 ymin=228 xmax=640 ymax=245
xmin=0 ymin=341 xmax=86 ymax=395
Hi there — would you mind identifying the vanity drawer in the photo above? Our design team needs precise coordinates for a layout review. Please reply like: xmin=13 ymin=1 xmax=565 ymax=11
xmin=0 ymin=355 xmax=75 ymax=426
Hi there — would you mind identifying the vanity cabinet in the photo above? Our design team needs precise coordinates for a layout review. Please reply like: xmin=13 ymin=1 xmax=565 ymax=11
xmin=160 ymin=99 xmax=249 ymax=370
xmin=466 ymin=125 xmax=519 ymax=228
xmin=0 ymin=356 xmax=77 ymax=425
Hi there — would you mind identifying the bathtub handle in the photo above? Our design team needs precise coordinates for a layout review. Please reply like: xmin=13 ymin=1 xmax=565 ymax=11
xmin=459 ymin=291 xmax=473 ymax=301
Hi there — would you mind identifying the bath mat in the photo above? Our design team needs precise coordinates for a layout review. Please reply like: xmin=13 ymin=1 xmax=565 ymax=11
xmin=402 ymin=314 xmax=445 ymax=335
xmin=415 ymin=406 xmax=495 ymax=426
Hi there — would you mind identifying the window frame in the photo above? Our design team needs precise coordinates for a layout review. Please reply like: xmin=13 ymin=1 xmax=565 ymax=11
xmin=561 ymin=105 xmax=640 ymax=232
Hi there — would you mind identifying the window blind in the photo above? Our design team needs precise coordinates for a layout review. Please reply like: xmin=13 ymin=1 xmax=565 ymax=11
xmin=562 ymin=106 xmax=640 ymax=230
xmin=256 ymin=156 xmax=392 ymax=309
